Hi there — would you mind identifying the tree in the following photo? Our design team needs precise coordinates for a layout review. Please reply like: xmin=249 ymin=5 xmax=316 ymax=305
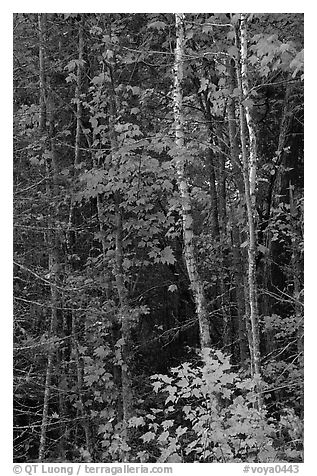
xmin=173 ymin=13 xmax=212 ymax=354
xmin=234 ymin=13 xmax=262 ymax=408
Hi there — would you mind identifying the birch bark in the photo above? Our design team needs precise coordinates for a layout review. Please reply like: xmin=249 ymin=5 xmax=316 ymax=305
xmin=174 ymin=13 xmax=211 ymax=353
xmin=38 ymin=13 xmax=63 ymax=459
xmin=235 ymin=14 xmax=262 ymax=409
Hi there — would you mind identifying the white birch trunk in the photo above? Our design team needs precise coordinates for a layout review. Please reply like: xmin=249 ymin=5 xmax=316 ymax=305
xmin=235 ymin=14 xmax=262 ymax=409
xmin=239 ymin=14 xmax=258 ymax=203
xmin=174 ymin=13 xmax=211 ymax=353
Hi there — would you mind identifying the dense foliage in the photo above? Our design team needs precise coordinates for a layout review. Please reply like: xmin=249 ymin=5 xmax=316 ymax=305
xmin=13 ymin=13 xmax=303 ymax=463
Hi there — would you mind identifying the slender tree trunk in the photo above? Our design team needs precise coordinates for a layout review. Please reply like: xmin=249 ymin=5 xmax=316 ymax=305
xmin=113 ymin=202 xmax=134 ymax=432
xmin=39 ymin=97 xmax=62 ymax=461
xmin=75 ymin=17 xmax=84 ymax=166
xmin=38 ymin=13 xmax=53 ymax=461
xmin=214 ymin=129 xmax=230 ymax=347
xmin=57 ymin=293 xmax=69 ymax=460
xmin=207 ymin=148 xmax=220 ymax=238
xmin=38 ymin=14 xmax=46 ymax=133
xmin=226 ymin=59 xmax=249 ymax=361
xmin=239 ymin=16 xmax=258 ymax=204
xmin=231 ymin=214 xmax=249 ymax=363
xmin=72 ymin=312 xmax=92 ymax=456
xmin=63 ymin=17 xmax=92 ymax=457
xmin=203 ymin=99 xmax=220 ymax=239
xmin=235 ymin=14 xmax=262 ymax=409
xmin=216 ymin=138 xmax=227 ymax=237
xmin=174 ymin=13 xmax=211 ymax=354
xmin=289 ymin=182 xmax=303 ymax=407
xmin=262 ymin=85 xmax=294 ymax=358
xmin=271 ymin=83 xmax=294 ymax=209
xmin=289 ymin=185 xmax=303 ymax=317
xmin=201 ymin=75 xmax=230 ymax=349
xmin=38 ymin=12 xmax=66 ymax=458
xmin=106 ymin=29 xmax=134 ymax=458
xmin=261 ymin=82 xmax=294 ymax=356
xmin=67 ymin=16 xmax=84 ymax=243
xmin=226 ymin=59 xmax=244 ymax=197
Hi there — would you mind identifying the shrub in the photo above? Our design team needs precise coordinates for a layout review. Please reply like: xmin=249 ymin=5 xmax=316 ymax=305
xmin=136 ymin=350 xmax=278 ymax=462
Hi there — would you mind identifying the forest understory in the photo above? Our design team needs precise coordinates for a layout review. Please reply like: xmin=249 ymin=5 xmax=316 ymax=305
xmin=13 ymin=13 xmax=304 ymax=463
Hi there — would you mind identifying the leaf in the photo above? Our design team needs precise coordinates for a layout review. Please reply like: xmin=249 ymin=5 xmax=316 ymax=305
xmin=64 ymin=13 xmax=79 ymax=19
xmin=165 ymin=394 xmax=177 ymax=404
xmin=168 ymin=284 xmax=177 ymax=293
xmin=94 ymin=346 xmax=110 ymax=358
xmin=242 ymin=98 xmax=254 ymax=109
xmin=160 ymin=375 xmax=173 ymax=384
xmin=153 ymin=381 xmax=163 ymax=393
xmin=198 ymin=78 xmax=209 ymax=93
xmin=147 ymin=21 xmax=167 ymax=30
xmin=141 ymin=431 xmax=156 ymax=443
xmin=249 ymin=55 xmax=259 ymax=65
xmin=65 ymin=59 xmax=86 ymax=72
xmin=166 ymin=453 xmax=182 ymax=463
xmin=158 ymin=431 xmax=170 ymax=442
xmin=228 ymin=45 xmax=238 ymax=58
xmin=104 ymin=49 xmax=114 ymax=61
xmin=202 ymin=24 xmax=214 ymax=34
xmin=290 ymin=49 xmax=304 ymax=78
xmin=128 ymin=416 xmax=145 ymax=428
xmin=91 ymin=72 xmax=109 ymax=85
xmin=162 ymin=420 xmax=174 ymax=430
xmin=176 ymin=426 xmax=187 ymax=437
xmin=130 ymin=86 xmax=141 ymax=95
xmin=258 ymin=244 xmax=269 ymax=255
xmin=29 ymin=156 xmax=42 ymax=166
xmin=160 ymin=246 xmax=176 ymax=265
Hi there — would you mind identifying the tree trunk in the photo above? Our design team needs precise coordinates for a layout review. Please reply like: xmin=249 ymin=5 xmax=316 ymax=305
xmin=75 ymin=17 xmax=84 ymax=166
xmin=226 ymin=58 xmax=244 ymax=197
xmin=289 ymin=182 xmax=303 ymax=413
xmin=174 ymin=13 xmax=212 ymax=354
xmin=200 ymin=72 xmax=231 ymax=350
xmin=63 ymin=16 xmax=92 ymax=458
xmin=38 ymin=13 xmax=61 ymax=461
xmin=38 ymin=13 xmax=46 ymax=133
xmin=235 ymin=14 xmax=262 ymax=409
xmin=67 ymin=15 xmax=84 ymax=245
xmin=37 ymin=13 xmax=53 ymax=461
xmin=72 ymin=311 xmax=92 ymax=457
xmin=231 ymin=214 xmax=249 ymax=364
xmin=207 ymin=148 xmax=220 ymax=238
xmin=106 ymin=27 xmax=134 ymax=458
xmin=261 ymin=82 xmax=294 ymax=356
xmin=271 ymin=83 xmax=294 ymax=209
xmin=214 ymin=128 xmax=230 ymax=348
xmin=226 ymin=59 xmax=249 ymax=360
xmin=239 ymin=16 xmax=258 ymax=204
